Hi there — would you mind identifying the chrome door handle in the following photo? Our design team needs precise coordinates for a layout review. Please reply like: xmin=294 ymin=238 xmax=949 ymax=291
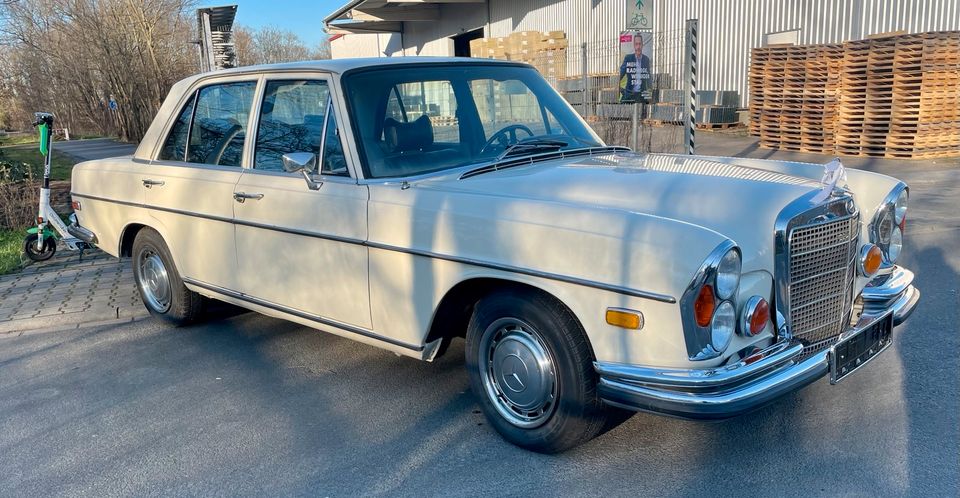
xmin=233 ymin=192 xmax=264 ymax=203
xmin=142 ymin=179 xmax=165 ymax=188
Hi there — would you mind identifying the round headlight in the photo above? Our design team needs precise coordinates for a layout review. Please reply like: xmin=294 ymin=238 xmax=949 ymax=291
xmin=888 ymin=225 xmax=903 ymax=262
xmin=711 ymin=301 xmax=736 ymax=352
xmin=876 ymin=209 xmax=894 ymax=245
xmin=894 ymin=190 xmax=908 ymax=225
xmin=715 ymin=249 xmax=741 ymax=300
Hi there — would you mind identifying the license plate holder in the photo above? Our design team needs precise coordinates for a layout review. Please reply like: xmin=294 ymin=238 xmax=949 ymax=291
xmin=829 ymin=311 xmax=894 ymax=384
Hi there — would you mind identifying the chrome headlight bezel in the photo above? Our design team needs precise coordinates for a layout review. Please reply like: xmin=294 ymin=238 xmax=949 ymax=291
xmin=679 ymin=240 xmax=742 ymax=361
xmin=870 ymin=184 xmax=908 ymax=266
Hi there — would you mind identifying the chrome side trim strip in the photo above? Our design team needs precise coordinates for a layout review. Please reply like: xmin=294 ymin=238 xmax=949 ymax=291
xmin=364 ymin=241 xmax=676 ymax=303
xmin=182 ymin=277 xmax=424 ymax=352
xmin=71 ymin=192 xmax=677 ymax=304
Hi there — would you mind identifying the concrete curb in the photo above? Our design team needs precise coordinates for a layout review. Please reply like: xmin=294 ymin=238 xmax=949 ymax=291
xmin=0 ymin=315 xmax=151 ymax=338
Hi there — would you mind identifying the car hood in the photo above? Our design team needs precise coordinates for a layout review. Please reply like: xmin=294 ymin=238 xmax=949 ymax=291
xmin=419 ymin=151 xmax=827 ymax=272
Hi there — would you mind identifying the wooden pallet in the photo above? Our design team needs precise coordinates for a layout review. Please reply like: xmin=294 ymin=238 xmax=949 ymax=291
xmin=749 ymin=31 xmax=959 ymax=159
xmin=695 ymin=122 xmax=741 ymax=130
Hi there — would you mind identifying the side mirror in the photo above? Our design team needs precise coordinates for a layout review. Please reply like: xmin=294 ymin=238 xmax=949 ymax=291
xmin=282 ymin=152 xmax=317 ymax=173
xmin=281 ymin=152 xmax=322 ymax=190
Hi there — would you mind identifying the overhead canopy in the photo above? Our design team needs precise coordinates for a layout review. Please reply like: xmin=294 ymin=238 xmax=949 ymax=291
xmin=324 ymin=0 xmax=486 ymax=33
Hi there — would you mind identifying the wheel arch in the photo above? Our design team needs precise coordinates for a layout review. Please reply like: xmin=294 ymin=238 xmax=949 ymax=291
xmin=118 ymin=221 xmax=185 ymax=277
xmin=118 ymin=222 xmax=148 ymax=257
xmin=424 ymin=276 xmax=593 ymax=360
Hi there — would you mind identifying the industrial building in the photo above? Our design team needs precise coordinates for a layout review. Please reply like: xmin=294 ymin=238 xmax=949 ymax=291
xmin=324 ymin=0 xmax=960 ymax=107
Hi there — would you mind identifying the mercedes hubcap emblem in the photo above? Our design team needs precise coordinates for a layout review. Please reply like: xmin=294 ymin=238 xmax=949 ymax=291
xmin=502 ymin=354 xmax=527 ymax=393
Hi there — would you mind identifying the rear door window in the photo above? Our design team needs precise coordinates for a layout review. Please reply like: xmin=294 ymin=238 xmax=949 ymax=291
xmin=185 ymin=81 xmax=257 ymax=166
xmin=159 ymin=93 xmax=196 ymax=161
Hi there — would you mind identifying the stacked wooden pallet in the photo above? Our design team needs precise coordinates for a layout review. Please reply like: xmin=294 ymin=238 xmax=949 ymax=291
xmin=470 ymin=31 xmax=568 ymax=79
xmin=916 ymin=32 xmax=960 ymax=157
xmin=802 ymin=44 xmax=844 ymax=153
xmin=749 ymin=31 xmax=959 ymax=159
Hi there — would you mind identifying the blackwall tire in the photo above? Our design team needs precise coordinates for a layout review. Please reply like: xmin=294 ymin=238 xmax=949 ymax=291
xmin=132 ymin=228 xmax=203 ymax=325
xmin=23 ymin=233 xmax=56 ymax=262
xmin=465 ymin=288 xmax=613 ymax=453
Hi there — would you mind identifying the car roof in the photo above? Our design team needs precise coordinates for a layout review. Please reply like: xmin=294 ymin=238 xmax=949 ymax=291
xmin=192 ymin=56 xmax=523 ymax=79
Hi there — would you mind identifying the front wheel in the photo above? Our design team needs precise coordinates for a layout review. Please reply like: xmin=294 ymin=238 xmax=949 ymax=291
xmin=23 ymin=233 xmax=56 ymax=262
xmin=465 ymin=289 xmax=615 ymax=453
xmin=132 ymin=228 xmax=203 ymax=325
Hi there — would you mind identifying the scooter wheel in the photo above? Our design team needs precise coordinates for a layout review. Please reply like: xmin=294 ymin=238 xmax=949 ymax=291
xmin=23 ymin=233 xmax=56 ymax=262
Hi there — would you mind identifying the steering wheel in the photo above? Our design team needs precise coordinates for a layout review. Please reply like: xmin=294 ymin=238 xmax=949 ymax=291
xmin=480 ymin=124 xmax=535 ymax=155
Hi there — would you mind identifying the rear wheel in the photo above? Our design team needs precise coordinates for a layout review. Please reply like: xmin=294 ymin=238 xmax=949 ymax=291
xmin=23 ymin=233 xmax=56 ymax=262
xmin=132 ymin=228 xmax=203 ymax=325
xmin=465 ymin=288 xmax=614 ymax=453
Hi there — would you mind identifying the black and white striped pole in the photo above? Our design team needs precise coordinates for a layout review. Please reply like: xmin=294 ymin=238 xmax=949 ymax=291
xmin=683 ymin=18 xmax=699 ymax=155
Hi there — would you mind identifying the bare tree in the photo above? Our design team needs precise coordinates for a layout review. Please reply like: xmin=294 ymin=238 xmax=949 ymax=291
xmin=0 ymin=0 xmax=196 ymax=141
xmin=234 ymin=25 xmax=331 ymax=66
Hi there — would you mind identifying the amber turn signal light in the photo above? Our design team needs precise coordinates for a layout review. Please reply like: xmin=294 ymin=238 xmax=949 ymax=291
xmin=606 ymin=308 xmax=644 ymax=330
xmin=859 ymin=244 xmax=883 ymax=277
xmin=693 ymin=284 xmax=715 ymax=327
xmin=741 ymin=296 xmax=770 ymax=337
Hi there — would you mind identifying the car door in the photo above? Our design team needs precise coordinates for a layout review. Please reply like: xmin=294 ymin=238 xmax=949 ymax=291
xmin=145 ymin=79 xmax=257 ymax=291
xmin=233 ymin=76 xmax=371 ymax=329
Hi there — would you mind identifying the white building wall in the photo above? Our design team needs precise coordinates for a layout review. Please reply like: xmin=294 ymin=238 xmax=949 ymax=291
xmin=401 ymin=3 xmax=488 ymax=55
xmin=330 ymin=33 xmax=403 ymax=58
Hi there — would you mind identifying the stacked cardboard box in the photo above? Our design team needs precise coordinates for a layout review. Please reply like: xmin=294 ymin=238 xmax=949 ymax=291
xmin=470 ymin=31 xmax=568 ymax=79
xmin=750 ymin=31 xmax=960 ymax=159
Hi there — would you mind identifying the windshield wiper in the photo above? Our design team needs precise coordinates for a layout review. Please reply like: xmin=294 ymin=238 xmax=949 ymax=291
xmin=496 ymin=138 xmax=569 ymax=161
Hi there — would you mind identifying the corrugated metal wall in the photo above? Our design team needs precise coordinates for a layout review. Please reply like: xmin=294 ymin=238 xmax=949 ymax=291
xmin=653 ymin=0 xmax=960 ymax=105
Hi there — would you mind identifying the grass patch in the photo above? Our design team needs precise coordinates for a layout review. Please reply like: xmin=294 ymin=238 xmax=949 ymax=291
xmin=0 ymin=145 xmax=75 ymax=180
xmin=0 ymin=134 xmax=38 ymax=147
xmin=0 ymin=228 xmax=25 ymax=275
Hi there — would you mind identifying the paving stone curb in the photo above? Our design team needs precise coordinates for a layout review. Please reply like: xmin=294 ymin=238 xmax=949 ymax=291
xmin=0 ymin=248 xmax=145 ymax=334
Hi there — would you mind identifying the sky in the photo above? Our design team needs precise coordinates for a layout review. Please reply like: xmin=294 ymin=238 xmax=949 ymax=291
xmin=231 ymin=0 xmax=346 ymax=46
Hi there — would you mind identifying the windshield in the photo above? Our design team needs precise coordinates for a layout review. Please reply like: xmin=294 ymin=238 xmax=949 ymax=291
xmin=341 ymin=63 xmax=603 ymax=179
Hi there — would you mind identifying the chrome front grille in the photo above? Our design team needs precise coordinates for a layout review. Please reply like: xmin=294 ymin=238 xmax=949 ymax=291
xmin=785 ymin=209 xmax=860 ymax=356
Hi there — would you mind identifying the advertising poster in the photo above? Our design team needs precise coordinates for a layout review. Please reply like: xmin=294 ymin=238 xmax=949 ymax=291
xmin=619 ymin=30 xmax=653 ymax=103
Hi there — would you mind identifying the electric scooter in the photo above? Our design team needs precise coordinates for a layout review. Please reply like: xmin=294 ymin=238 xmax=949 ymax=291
xmin=22 ymin=112 xmax=90 ymax=261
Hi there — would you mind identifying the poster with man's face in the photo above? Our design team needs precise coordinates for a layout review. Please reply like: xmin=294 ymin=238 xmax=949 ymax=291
xmin=619 ymin=31 xmax=653 ymax=103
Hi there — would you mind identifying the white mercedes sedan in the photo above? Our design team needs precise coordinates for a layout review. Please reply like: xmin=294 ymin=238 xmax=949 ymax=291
xmin=68 ymin=58 xmax=919 ymax=452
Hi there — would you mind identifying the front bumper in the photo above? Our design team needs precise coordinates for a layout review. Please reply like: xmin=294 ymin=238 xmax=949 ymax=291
xmin=595 ymin=266 xmax=919 ymax=419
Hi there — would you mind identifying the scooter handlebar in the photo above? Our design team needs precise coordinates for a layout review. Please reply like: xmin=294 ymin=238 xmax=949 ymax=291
xmin=32 ymin=112 xmax=54 ymax=128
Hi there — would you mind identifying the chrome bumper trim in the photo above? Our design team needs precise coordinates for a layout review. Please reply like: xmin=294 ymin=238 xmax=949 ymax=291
xmin=862 ymin=266 xmax=919 ymax=325
xmin=67 ymin=223 xmax=97 ymax=244
xmin=596 ymin=266 xmax=919 ymax=419
xmin=598 ymin=350 xmax=829 ymax=419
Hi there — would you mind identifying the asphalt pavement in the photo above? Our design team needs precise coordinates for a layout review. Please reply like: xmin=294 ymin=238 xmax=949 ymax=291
xmin=54 ymin=138 xmax=138 ymax=161
xmin=0 ymin=135 xmax=957 ymax=496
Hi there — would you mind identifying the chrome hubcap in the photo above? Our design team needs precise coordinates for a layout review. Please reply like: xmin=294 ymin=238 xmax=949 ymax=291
xmin=139 ymin=251 xmax=171 ymax=312
xmin=479 ymin=317 xmax=557 ymax=428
